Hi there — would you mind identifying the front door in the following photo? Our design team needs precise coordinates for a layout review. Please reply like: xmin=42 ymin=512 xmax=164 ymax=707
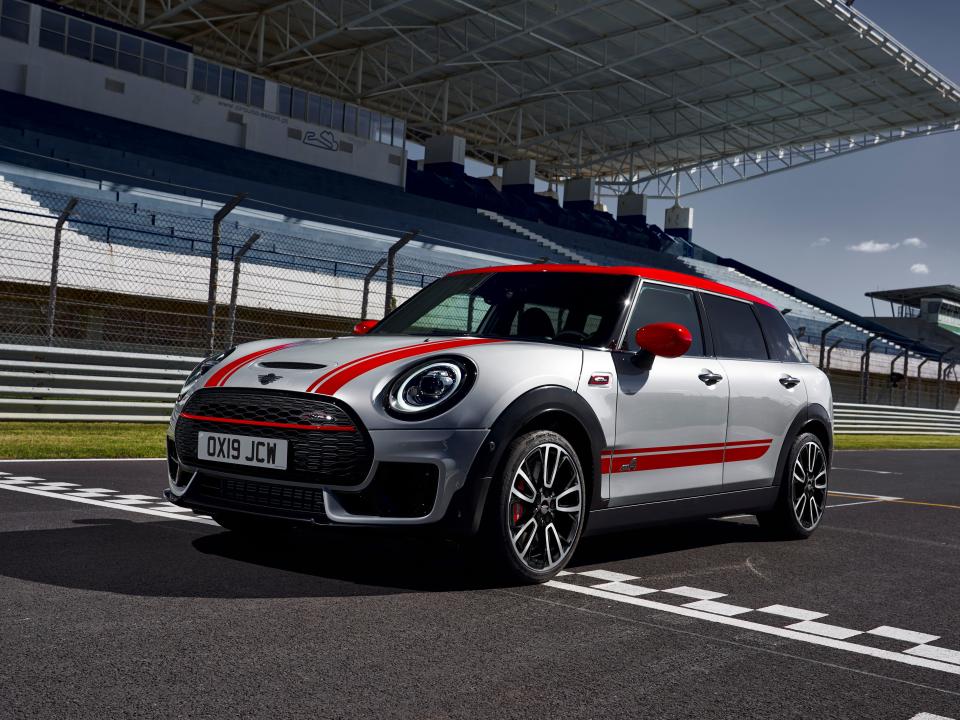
xmin=610 ymin=282 xmax=729 ymax=506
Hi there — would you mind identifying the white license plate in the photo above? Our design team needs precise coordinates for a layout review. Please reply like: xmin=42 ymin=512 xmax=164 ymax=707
xmin=198 ymin=432 xmax=288 ymax=469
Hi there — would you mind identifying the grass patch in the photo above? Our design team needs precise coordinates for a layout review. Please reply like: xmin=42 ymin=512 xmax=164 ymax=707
xmin=834 ymin=434 xmax=960 ymax=450
xmin=0 ymin=422 xmax=167 ymax=459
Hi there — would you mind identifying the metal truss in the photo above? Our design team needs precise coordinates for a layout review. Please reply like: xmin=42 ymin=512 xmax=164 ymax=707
xmin=56 ymin=0 xmax=960 ymax=193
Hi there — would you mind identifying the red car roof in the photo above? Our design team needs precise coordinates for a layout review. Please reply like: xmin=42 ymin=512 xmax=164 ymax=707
xmin=449 ymin=264 xmax=774 ymax=308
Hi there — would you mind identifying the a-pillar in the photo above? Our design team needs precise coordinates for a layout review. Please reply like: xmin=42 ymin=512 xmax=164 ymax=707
xmin=665 ymin=203 xmax=694 ymax=243
xmin=423 ymin=134 xmax=466 ymax=177
xmin=617 ymin=192 xmax=648 ymax=227
xmin=563 ymin=177 xmax=594 ymax=212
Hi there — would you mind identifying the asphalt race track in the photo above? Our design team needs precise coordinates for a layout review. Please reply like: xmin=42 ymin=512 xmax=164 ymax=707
xmin=1 ymin=450 xmax=958 ymax=719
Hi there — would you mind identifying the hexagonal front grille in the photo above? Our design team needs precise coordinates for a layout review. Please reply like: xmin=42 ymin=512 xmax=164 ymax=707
xmin=175 ymin=388 xmax=372 ymax=486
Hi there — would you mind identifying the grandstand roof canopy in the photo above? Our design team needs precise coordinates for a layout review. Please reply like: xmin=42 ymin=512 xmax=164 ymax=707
xmin=868 ymin=286 xmax=960 ymax=308
xmin=63 ymin=0 xmax=960 ymax=195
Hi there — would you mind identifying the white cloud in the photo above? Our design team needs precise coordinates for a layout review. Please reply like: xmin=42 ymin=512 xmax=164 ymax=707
xmin=902 ymin=237 xmax=927 ymax=248
xmin=811 ymin=236 xmax=831 ymax=247
xmin=847 ymin=240 xmax=899 ymax=253
xmin=910 ymin=263 xmax=930 ymax=275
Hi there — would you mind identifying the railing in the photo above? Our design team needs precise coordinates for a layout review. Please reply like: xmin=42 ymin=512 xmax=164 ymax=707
xmin=0 ymin=344 xmax=196 ymax=422
xmin=833 ymin=402 xmax=960 ymax=435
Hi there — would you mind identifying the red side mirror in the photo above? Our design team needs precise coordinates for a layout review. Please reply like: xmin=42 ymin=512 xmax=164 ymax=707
xmin=634 ymin=322 xmax=692 ymax=358
xmin=353 ymin=319 xmax=378 ymax=335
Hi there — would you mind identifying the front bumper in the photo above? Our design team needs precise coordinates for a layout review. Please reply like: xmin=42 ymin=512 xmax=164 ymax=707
xmin=167 ymin=426 xmax=490 ymax=528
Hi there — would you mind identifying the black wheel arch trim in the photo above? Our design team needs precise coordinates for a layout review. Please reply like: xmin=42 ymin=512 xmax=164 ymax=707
xmin=445 ymin=384 xmax=606 ymax=535
xmin=773 ymin=402 xmax=833 ymax=490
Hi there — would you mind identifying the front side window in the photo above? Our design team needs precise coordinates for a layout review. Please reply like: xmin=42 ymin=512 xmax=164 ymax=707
xmin=625 ymin=283 xmax=704 ymax=356
xmin=701 ymin=294 xmax=769 ymax=360
xmin=373 ymin=272 xmax=635 ymax=347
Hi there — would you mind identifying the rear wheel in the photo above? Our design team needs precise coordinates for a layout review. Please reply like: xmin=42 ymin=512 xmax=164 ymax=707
xmin=485 ymin=430 xmax=586 ymax=583
xmin=758 ymin=432 xmax=828 ymax=539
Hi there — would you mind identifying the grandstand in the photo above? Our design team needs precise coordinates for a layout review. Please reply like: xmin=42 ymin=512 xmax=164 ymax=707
xmin=0 ymin=0 xmax=958 ymax=412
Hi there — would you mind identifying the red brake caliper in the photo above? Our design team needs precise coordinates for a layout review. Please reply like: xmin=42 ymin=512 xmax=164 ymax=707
xmin=511 ymin=502 xmax=523 ymax=524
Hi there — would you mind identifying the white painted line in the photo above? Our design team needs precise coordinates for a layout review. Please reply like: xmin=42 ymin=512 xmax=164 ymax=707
xmin=909 ymin=713 xmax=957 ymax=720
xmin=3 ymin=476 xmax=47 ymax=482
xmin=829 ymin=491 xmax=903 ymax=501
xmin=0 ymin=472 xmax=8 ymax=476
xmin=71 ymin=488 xmax=118 ymax=493
xmin=150 ymin=505 xmax=194 ymax=513
xmin=116 ymin=494 xmax=162 ymax=500
xmin=662 ymin=586 xmax=726 ymax=600
xmin=786 ymin=620 xmax=863 ymax=640
xmin=0 ymin=478 xmax=36 ymax=485
xmin=905 ymin=645 xmax=960 ymax=666
xmin=65 ymin=492 xmax=114 ymax=498
xmin=833 ymin=467 xmax=901 ymax=475
xmin=0 ymin=483 xmax=216 ymax=525
xmin=35 ymin=482 xmax=81 ymax=488
xmin=544 ymin=580 xmax=960 ymax=676
xmin=108 ymin=498 xmax=155 ymax=505
xmin=0 ymin=457 xmax=166 ymax=463
xmin=829 ymin=499 xmax=890 ymax=509
xmin=868 ymin=626 xmax=940 ymax=644
xmin=577 ymin=569 xmax=640 ymax=582
xmin=683 ymin=600 xmax=752 ymax=617
xmin=757 ymin=605 xmax=828 ymax=621
xmin=590 ymin=581 xmax=658 ymax=596
xmin=555 ymin=570 xmax=572 ymax=577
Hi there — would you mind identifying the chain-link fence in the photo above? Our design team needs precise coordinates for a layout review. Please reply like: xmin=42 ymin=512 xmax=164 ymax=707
xmin=0 ymin=178 xmax=487 ymax=355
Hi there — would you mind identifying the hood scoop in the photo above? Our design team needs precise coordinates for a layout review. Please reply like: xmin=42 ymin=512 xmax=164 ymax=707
xmin=259 ymin=362 xmax=327 ymax=370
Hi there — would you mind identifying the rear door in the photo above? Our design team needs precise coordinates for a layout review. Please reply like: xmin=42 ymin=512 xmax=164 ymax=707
xmin=699 ymin=294 xmax=808 ymax=491
xmin=610 ymin=282 xmax=729 ymax=506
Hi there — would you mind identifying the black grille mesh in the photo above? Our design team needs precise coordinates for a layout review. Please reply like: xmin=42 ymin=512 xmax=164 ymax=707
xmin=175 ymin=388 xmax=372 ymax=485
xmin=191 ymin=475 xmax=326 ymax=517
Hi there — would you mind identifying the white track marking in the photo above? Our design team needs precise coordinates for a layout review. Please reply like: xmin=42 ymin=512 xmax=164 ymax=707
xmin=829 ymin=499 xmax=891 ymax=509
xmin=0 ymin=457 xmax=165 ymax=463
xmin=35 ymin=482 xmax=81 ymax=488
xmin=590 ymin=581 xmax=658 ymax=596
xmin=909 ymin=713 xmax=957 ymax=719
xmin=662 ymin=586 xmax=726 ymax=600
xmin=905 ymin=646 xmax=960 ymax=665
xmin=0 ymin=478 xmax=37 ymax=485
xmin=65 ymin=491 xmax=115 ymax=498
xmin=757 ymin=605 xmax=828 ymax=621
xmin=107 ymin=498 xmax=155 ymax=505
xmin=833 ymin=467 xmax=901 ymax=475
xmin=116 ymin=494 xmax=162 ymax=500
xmin=3 ymin=476 xmax=48 ymax=482
xmin=150 ymin=505 xmax=195 ymax=513
xmin=578 ymin=569 xmax=640 ymax=582
xmin=0 ymin=483 xmax=216 ymax=525
xmin=545 ymin=580 xmax=960 ymax=676
xmin=786 ymin=620 xmax=863 ymax=640
xmin=869 ymin=627 xmax=941 ymax=644
xmin=830 ymin=491 xmax=903 ymax=501
xmin=683 ymin=600 xmax=752 ymax=616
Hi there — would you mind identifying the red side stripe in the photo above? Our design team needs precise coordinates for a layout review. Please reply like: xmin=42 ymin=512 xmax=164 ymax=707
xmin=204 ymin=342 xmax=305 ymax=387
xmin=308 ymin=337 xmax=503 ymax=395
xmin=180 ymin=413 xmax=355 ymax=432
xmin=602 ymin=438 xmax=772 ymax=457
xmin=601 ymin=439 xmax=772 ymax=474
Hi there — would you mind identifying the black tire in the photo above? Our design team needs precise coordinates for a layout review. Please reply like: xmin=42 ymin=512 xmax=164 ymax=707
xmin=757 ymin=432 xmax=828 ymax=539
xmin=482 ymin=429 xmax=587 ymax=584
xmin=211 ymin=511 xmax=288 ymax=534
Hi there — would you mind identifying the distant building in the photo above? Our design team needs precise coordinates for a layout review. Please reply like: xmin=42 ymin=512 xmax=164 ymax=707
xmin=867 ymin=286 xmax=960 ymax=352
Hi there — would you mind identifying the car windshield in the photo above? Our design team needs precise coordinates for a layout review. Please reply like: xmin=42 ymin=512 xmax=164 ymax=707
xmin=372 ymin=271 xmax=636 ymax=347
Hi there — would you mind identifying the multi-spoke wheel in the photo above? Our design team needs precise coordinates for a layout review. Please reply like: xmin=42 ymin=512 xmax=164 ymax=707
xmin=487 ymin=430 xmax=586 ymax=582
xmin=758 ymin=432 xmax=829 ymax=539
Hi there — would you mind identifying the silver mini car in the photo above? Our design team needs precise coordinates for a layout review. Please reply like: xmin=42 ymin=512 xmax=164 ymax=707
xmin=166 ymin=264 xmax=832 ymax=582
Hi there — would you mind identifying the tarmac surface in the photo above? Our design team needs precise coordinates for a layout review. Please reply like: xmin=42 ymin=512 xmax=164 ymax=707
xmin=1 ymin=450 xmax=958 ymax=719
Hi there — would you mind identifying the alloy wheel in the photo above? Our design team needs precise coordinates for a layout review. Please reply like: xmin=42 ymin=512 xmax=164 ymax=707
xmin=792 ymin=441 xmax=827 ymax=530
xmin=506 ymin=442 xmax=584 ymax=572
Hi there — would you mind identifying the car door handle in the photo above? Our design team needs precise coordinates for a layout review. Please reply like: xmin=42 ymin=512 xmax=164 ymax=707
xmin=698 ymin=370 xmax=723 ymax=386
xmin=779 ymin=374 xmax=801 ymax=389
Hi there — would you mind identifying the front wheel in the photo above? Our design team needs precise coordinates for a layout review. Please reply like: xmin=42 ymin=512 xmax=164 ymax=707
xmin=757 ymin=432 xmax=828 ymax=539
xmin=485 ymin=430 xmax=587 ymax=583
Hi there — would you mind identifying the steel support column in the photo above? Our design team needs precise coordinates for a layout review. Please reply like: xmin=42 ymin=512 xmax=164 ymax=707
xmin=226 ymin=232 xmax=261 ymax=347
xmin=384 ymin=229 xmax=419 ymax=317
xmin=206 ymin=193 xmax=246 ymax=353
xmin=818 ymin=320 xmax=843 ymax=369
xmin=860 ymin=336 xmax=878 ymax=404
xmin=361 ymin=257 xmax=386 ymax=320
xmin=46 ymin=197 xmax=78 ymax=346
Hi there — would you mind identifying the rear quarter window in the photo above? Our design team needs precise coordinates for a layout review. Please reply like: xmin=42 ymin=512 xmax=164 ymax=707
xmin=755 ymin=304 xmax=807 ymax=362
xmin=701 ymin=294 xmax=768 ymax=361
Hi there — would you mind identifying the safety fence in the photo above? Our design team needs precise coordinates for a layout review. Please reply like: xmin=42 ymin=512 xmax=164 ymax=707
xmin=0 ymin=178 xmax=480 ymax=356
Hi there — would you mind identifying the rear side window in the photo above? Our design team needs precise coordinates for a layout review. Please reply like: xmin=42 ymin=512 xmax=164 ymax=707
xmin=755 ymin=304 xmax=806 ymax=362
xmin=626 ymin=283 xmax=704 ymax=356
xmin=701 ymin=294 xmax=768 ymax=360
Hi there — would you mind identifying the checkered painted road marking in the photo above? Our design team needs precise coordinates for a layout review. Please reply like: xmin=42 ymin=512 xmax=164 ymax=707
xmin=550 ymin=570 xmax=960 ymax=677
xmin=0 ymin=474 xmax=214 ymax=525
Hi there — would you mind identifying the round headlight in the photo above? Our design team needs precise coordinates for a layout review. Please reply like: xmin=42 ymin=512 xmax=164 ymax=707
xmin=386 ymin=357 xmax=476 ymax=419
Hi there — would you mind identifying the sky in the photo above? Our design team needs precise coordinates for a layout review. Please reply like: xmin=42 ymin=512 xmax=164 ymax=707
xmin=647 ymin=0 xmax=960 ymax=316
